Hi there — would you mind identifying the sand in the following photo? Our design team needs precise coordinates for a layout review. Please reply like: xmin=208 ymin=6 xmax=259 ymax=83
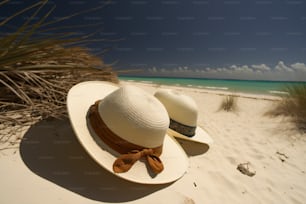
xmin=1 ymin=80 xmax=306 ymax=204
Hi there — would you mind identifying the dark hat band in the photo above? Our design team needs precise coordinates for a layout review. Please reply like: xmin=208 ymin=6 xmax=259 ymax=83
xmin=169 ymin=118 xmax=196 ymax=137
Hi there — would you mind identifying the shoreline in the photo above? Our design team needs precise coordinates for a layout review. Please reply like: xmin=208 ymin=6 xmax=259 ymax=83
xmin=120 ymin=80 xmax=282 ymax=101
xmin=119 ymin=75 xmax=306 ymax=98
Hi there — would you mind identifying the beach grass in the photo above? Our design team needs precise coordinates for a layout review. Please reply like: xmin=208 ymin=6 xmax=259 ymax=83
xmin=266 ymin=84 xmax=306 ymax=132
xmin=219 ymin=94 xmax=238 ymax=112
xmin=0 ymin=0 xmax=117 ymax=128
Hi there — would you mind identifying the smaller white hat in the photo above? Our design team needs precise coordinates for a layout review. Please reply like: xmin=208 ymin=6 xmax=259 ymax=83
xmin=67 ymin=81 xmax=188 ymax=184
xmin=154 ymin=89 xmax=213 ymax=145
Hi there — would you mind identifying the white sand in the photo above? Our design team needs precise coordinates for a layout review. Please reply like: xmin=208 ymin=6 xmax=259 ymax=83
xmin=1 ymin=80 xmax=306 ymax=204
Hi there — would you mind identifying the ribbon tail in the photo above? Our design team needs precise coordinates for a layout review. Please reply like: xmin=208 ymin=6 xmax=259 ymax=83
xmin=113 ymin=152 xmax=141 ymax=173
xmin=146 ymin=154 xmax=164 ymax=174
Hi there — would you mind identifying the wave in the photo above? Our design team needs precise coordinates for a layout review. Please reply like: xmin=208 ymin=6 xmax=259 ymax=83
xmin=204 ymin=86 xmax=229 ymax=90
xmin=140 ymin=81 xmax=153 ymax=84
xmin=268 ymin=90 xmax=289 ymax=95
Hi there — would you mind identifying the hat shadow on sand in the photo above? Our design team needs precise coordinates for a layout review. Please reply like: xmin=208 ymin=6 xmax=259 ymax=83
xmin=175 ymin=138 xmax=210 ymax=156
xmin=19 ymin=118 xmax=170 ymax=202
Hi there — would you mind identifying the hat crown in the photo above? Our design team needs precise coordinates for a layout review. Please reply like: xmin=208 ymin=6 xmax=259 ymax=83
xmin=154 ymin=89 xmax=198 ymax=126
xmin=98 ymin=85 xmax=169 ymax=148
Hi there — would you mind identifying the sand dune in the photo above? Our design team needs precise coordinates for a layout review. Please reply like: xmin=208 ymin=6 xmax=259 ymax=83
xmin=1 ymin=80 xmax=305 ymax=204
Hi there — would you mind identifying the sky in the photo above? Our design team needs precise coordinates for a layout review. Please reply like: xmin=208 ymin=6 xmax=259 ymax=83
xmin=1 ymin=0 xmax=306 ymax=81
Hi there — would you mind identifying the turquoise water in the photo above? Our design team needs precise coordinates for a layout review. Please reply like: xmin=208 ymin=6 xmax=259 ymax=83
xmin=119 ymin=76 xmax=306 ymax=96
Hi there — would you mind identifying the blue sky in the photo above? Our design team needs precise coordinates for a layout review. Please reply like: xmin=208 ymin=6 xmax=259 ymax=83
xmin=1 ymin=0 xmax=306 ymax=81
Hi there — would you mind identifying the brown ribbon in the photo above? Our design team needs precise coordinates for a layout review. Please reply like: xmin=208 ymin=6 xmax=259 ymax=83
xmin=88 ymin=100 xmax=164 ymax=174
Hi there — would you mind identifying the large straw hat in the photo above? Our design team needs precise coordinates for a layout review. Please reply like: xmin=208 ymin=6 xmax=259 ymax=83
xmin=67 ymin=81 xmax=188 ymax=184
xmin=154 ymin=89 xmax=213 ymax=145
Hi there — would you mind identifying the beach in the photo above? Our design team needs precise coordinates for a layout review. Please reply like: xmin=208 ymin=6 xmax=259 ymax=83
xmin=1 ymin=80 xmax=306 ymax=204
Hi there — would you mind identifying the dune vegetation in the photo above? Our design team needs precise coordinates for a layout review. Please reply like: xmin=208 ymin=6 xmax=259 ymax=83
xmin=0 ymin=0 xmax=117 ymax=129
xmin=219 ymin=94 xmax=238 ymax=112
xmin=266 ymin=84 xmax=306 ymax=132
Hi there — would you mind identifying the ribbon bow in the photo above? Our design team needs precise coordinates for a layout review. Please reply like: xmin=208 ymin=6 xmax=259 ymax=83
xmin=113 ymin=149 xmax=164 ymax=174
xmin=88 ymin=101 xmax=164 ymax=174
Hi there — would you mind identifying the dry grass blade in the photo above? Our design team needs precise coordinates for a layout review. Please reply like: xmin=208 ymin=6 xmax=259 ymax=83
xmin=0 ymin=1 xmax=45 ymax=26
xmin=0 ymin=0 xmax=10 ymax=7
xmin=40 ymin=22 xmax=104 ymax=33
xmin=40 ymin=0 xmax=112 ymax=28
xmin=12 ymin=2 xmax=55 ymax=50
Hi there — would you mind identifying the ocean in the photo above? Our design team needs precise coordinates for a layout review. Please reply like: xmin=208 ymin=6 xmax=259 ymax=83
xmin=119 ymin=76 xmax=306 ymax=96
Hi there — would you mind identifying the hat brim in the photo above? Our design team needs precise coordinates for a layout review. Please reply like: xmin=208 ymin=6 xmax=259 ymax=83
xmin=67 ymin=81 xmax=188 ymax=184
xmin=167 ymin=126 xmax=213 ymax=145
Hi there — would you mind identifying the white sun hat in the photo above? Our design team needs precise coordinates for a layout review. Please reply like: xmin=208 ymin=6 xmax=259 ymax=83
xmin=67 ymin=81 xmax=188 ymax=184
xmin=154 ymin=89 xmax=213 ymax=145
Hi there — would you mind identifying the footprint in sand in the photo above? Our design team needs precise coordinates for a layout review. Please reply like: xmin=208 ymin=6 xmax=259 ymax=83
xmin=184 ymin=197 xmax=195 ymax=204
xmin=226 ymin=156 xmax=237 ymax=165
